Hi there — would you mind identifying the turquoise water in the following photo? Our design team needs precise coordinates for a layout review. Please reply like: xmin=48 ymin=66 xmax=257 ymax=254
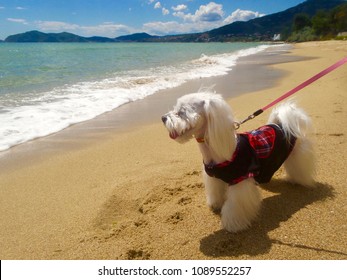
xmin=0 ymin=42 xmax=270 ymax=151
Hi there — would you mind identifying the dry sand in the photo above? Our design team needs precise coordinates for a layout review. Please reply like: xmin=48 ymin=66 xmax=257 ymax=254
xmin=0 ymin=41 xmax=346 ymax=260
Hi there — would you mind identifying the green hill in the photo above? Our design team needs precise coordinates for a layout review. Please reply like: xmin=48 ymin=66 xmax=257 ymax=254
xmin=5 ymin=31 xmax=89 ymax=42
xmin=115 ymin=33 xmax=157 ymax=42
xmin=5 ymin=31 xmax=114 ymax=43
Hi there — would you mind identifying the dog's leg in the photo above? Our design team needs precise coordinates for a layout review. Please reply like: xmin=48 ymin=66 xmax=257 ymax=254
xmin=284 ymin=138 xmax=316 ymax=187
xmin=221 ymin=179 xmax=262 ymax=232
xmin=203 ymin=169 xmax=227 ymax=212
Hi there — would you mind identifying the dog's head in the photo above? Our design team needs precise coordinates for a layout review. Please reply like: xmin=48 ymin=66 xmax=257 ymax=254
xmin=162 ymin=92 xmax=236 ymax=161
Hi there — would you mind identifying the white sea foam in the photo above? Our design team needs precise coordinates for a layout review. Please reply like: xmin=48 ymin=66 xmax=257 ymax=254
xmin=0 ymin=44 xmax=273 ymax=152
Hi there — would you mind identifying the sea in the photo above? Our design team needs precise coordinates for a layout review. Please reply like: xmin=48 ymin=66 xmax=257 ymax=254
xmin=0 ymin=42 xmax=279 ymax=152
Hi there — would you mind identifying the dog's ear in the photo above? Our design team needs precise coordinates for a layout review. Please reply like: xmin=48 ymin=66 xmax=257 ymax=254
xmin=204 ymin=97 xmax=236 ymax=162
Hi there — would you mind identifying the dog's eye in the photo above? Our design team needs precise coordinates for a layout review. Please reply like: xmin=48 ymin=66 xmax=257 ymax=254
xmin=177 ymin=110 xmax=185 ymax=117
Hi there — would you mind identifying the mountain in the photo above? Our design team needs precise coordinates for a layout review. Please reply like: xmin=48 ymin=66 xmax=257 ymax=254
xmin=5 ymin=31 xmax=90 ymax=42
xmin=4 ymin=30 xmax=157 ymax=43
xmin=86 ymin=36 xmax=116 ymax=43
xmin=115 ymin=33 xmax=158 ymax=42
xmin=5 ymin=30 xmax=116 ymax=43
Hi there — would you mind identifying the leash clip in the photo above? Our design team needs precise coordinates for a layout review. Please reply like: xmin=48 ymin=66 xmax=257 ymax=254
xmin=234 ymin=122 xmax=241 ymax=130
xmin=235 ymin=109 xmax=264 ymax=130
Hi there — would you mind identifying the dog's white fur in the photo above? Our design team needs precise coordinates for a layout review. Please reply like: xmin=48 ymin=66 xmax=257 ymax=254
xmin=162 ymin=92 xmax=315 ymax=232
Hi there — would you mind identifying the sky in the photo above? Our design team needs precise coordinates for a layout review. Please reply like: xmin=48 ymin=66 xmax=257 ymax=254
xmin=0 ymin=0 xmax=306 ymax=40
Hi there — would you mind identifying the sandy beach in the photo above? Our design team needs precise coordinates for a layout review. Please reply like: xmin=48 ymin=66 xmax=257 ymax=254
xmin=0 ymin=41 xmax=346 ymax=260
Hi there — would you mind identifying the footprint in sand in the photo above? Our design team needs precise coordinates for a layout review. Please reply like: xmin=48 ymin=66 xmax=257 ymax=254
xmin=139 ymin=186 xmax=185 ymax=213
xmin=178 ymin=196 xmax=192 ymax=205
xmin=167 ymin=212 xmax=184 ymax=224
xmin=126 ymin=249 xmax=151 ymax=260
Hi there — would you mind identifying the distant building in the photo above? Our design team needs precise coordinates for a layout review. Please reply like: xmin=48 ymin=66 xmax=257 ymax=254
xmin=273 ymin=34 xmax=281 ymax=41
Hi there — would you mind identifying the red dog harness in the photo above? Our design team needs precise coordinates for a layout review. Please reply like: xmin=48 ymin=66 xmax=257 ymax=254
xmin=204 ymin=124 xmax=296 ymax=185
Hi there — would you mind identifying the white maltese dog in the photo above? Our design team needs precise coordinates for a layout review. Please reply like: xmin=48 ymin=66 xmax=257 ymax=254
xmin=162 ymin=92 xmax=315 ymax=232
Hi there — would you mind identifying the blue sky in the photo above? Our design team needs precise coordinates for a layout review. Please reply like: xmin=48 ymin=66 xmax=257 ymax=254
xmin=0 ymin=0 xmax=306 ymax=40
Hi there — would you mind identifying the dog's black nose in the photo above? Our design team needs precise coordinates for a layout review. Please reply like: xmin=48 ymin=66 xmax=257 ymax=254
xmin=161 ymin=115 xmax=167 ymax=124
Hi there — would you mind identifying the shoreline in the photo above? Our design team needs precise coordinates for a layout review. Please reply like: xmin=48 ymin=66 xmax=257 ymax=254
xmin=0 ymin=44 xmax=295 ymax=174
xmin=0 ymin=41 xmax=346 ymax=260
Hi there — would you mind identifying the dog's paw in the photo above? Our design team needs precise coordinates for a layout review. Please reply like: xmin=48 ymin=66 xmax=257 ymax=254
xmin=207 ymin=201 xmax=223 ymax=214
xmin=209 ymin=205 xmax=222 ymax=215
xmin=221 ymin=214 xmax=251 ymax=233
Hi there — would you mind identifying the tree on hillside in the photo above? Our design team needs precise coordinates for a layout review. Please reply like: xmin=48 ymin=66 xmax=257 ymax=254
xmin=312 ymin=10 xmax=332 ymax=36
xmin=288 ymin=2 xmax=347 ymax=41
xmin=293 ymin=13 xmax=312 ymax=31
xmin=330 ymin=3 xmax=347 ymax=33
xmin=288 ymin=13 xmax=315 ymax=42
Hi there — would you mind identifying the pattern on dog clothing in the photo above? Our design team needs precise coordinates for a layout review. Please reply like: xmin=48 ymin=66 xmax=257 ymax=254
xmin=204 ymin=124 xmax=296 ymax=185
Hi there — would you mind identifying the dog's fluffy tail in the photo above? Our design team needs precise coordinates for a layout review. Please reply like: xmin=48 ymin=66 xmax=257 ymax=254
xmin=268 ymin=101 xmax=313 ymax=140
xmin=268 ymin=101 xmax=316 ymax=187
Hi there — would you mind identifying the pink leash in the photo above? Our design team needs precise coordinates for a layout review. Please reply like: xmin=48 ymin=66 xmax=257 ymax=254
xmin=236 ymin=56 xmax=347 ymax=128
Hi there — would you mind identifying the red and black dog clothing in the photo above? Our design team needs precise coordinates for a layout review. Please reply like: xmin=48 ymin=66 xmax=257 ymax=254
xmin=204 ymin=124 xmax=296 ymax=185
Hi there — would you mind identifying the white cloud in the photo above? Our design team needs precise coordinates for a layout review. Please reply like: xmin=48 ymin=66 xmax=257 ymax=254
xmin=80 ymin=23 xmax=134 ymax=37
xmin=143 ymin=4 xmax=265 ymax=36
xmin=35 ymin=21 xmax=79 ymax=31
xmin=195 ymin=2 xmax=224 ymax=22
xmin=142 ymin=21 xmax=193 ymax=35
xmin=162 ymin=8 xmax=169 ymax=15
xmin=143 ymin=20 xmax=221 ymax=36
xmin=173 ymin=2 xmax=224 ymax=23
xmin=154 ymin=2 xmax=161 ymax=9
xmin=7 ymin=18 xmax=28 ymax=24
xmin=172 ymin=4 xmax=187 ymax=12
xmin=35 ymin=20 xmax=134 ymax=37
xmin=224 ymin=9 xmax=265 ymax=24
xmin=15 ymin=6 xmax=26 ymax=10
xmin=153 ymin=1 xmax=169 ymax=16
xmin=145 ymin=2 xmax=227 ymax=35
xmin=172 ymin=11 xmax=185 ymax=19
